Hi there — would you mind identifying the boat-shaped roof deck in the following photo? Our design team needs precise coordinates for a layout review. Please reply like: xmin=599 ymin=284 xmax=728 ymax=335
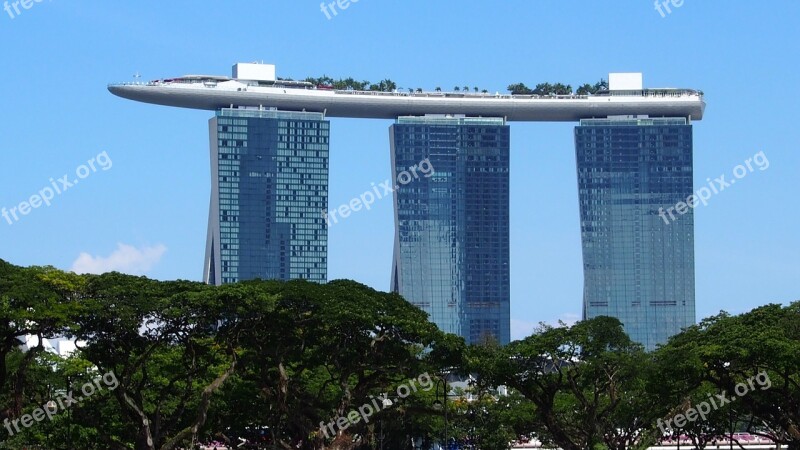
xmin=108 ymin=67 xmax=705 ymax=122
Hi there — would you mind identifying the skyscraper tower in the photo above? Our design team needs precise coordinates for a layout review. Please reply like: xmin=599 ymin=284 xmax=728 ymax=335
xmin=204 ymin=108 xmax=330 ymax=285
xmin=575 ymin=117 xmax=696 ymax=350
xmin=390 ymin=116 xmax=511 ymax=345
xmin=109 ymin=65 xmax=705 ymax=345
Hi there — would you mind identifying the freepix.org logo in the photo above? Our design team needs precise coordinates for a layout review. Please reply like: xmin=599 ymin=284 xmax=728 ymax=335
xmin=2 ymin=151 xmax=113 ymax=226
xmin=323 ymin=157 xmax=434 ymax=227
xmin=320 ymin=0 xmax=360 ymax=20
xmin=657 ymin=371 xmax=772 ymax=434
xmin=3 ymin=371 xmax=119 ymax=437
xmin=657 ymin=150 xmax=769 ymax=225
xmin=654 ymin=0 xmax=685 ymax=18
xmin=319 ymin=373 xmax=434 ymax=439
xmin=4 ymin=0 xmax=49 ymax=20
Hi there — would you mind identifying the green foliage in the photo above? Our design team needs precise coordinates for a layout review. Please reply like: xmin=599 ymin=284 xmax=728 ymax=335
xmin=576 ymin=79 xmax=609 ymax=95
xmin=506 ymin=83 xmax=533 ymax=95
xmin=209 ymin=280 xmax=435 ymax=444
xmin=447 ymin=388 xmax=535 ymax=450
xmin=0 ymin=261 xmax=83 ymax=428
xmin=303 ymin=76 xmax=395 ymax=92
xmin=0 ymin=260 xmax=458 ymax=450
xmin=473 ymin=317 xmax=651 ymax=450
xmin=298 ymin=75 xmax=611 ymax=96
xmin=509 ymin=78 xmax=608 ymax=96
xmin=652 ymin=303 xmax=800 ymax=449
xmin=506 ymin=82 xmax=572 ymax=95
xmin=1 ymin=258 xmax=798 ymax=450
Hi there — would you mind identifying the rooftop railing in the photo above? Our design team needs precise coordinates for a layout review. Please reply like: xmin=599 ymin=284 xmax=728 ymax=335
xmin=332 ymin=88 xmax=702 ymax=100
xmin=216 ymin=108 xmax=324 ymax=120
xmin=580 ymin=117 xmax=689 ymax=127
xmin=108 ymin=82 xmax=149 ymax=86
xmin=396 ymin=116 xmax=507 ymax=125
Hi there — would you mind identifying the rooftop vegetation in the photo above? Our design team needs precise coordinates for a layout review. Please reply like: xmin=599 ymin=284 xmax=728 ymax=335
xmin=508 ymin=79 xmax=609 ymax=96
xmin=295 ymin=76 xmax=609 ymax=95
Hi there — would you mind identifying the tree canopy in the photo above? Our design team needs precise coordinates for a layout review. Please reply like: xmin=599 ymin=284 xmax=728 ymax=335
xmin=1 ymin=259 xmax=797 ymax=450
xmin=507 ymin=79 xmax=608 ymax=96
xmin=0 ymin=261 xmax=459 ymax=449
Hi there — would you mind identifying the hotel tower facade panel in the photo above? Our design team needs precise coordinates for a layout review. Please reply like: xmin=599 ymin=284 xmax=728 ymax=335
xmin=575 ymin=118 xmax=696 ymax=350
xmin=390 ymin=116 xmax=510 ymax=345
xmin=204 ymin=109 xmax=330 ymax=285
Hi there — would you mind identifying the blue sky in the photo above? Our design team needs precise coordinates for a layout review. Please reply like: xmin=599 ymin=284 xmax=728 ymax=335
xmin=1 ymin=1 xmax=797 ymax=340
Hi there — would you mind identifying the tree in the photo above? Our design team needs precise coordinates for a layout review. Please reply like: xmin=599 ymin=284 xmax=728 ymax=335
xmin=449 ymin=361 xmax=537 ymax=450
xmin=474 ymin=317 xmax=650 ymax=450
xmin=654 ymin=304 xmax=800 ymax=450
xmin=378 ymin=79 xmax=396 ymax=92
xmin=533 ymin=82 xmax=554 ymax=95
xmin=0 ymin=260 xmax=467 ymax=450
xmin=576 ymin=83 xmax=594 ymax=95
xmin=552 ymin=83 xmax=573 ymax=95
xmin=0 ymin=262 xmax=82 ymax=424
xmin=342 ymin=77 xmax=358 ymax=90
xmin=206 ymin=279 xmax=455 ymax=449
xmin=69 ymin=273 xmax=238 ymax=450
xmin=577 ymin=79 xmax=609 ymax=95
xmin=507 ymin=83 xmax=533 ymax=95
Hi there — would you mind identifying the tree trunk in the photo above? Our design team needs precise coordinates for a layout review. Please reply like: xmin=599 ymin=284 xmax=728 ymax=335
xmin=124 ymin=392 xmax=156 ymax=450
xmin=160 ymin=358 xmax=237 ymax=450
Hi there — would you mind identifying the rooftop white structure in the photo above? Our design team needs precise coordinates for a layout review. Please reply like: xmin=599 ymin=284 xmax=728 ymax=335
xmin=231 ymin=62 xmax=276 ymax=82
xmin=609 ymin=72 xmax=644 ymax=90
xmin=108 ymin=65 xmax=705 ymax=122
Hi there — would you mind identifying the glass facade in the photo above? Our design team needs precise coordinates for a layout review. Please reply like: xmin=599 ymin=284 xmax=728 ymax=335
xmin=575 ymin=117 xmax=695 ymax=350
xmin=390 ymin=116 xmax=510 ymax=345
xmin=204 ymin=109 xmax=329 ymax=285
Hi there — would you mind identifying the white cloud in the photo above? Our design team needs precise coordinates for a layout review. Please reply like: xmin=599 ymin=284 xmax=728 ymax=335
xmin=510 ymin=319 xmax=538 ymax=341
xmin=71 ymin=243 xmax=167 ymax=276
xmin=510 ymin=313 xmax=581 ymax=341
